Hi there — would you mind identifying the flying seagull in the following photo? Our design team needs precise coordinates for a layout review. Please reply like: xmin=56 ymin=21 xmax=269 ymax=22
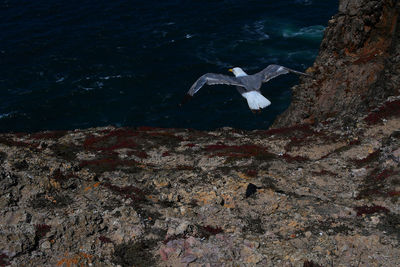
xmin=180 ymin=65 xmax=310 ymax=112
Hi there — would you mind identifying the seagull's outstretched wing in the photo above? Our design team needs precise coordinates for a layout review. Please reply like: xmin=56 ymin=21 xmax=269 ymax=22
xmin=188 ymin=73 xmax=243 ymax=96
xmin=257 ymin=64 xmax=310 ymax=83
xmin=180 ymin=73 xmax=243 ymax=106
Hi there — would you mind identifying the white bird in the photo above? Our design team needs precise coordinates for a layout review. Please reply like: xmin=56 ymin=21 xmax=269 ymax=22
xmin=180 ymin=65 xmax=310 ymax=112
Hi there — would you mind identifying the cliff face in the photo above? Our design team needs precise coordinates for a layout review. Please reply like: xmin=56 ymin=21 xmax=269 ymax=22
xmin=273 ymin=0 xmax=400 ymax=127
xmin=0 ymin=1 xmax=400 ymax=267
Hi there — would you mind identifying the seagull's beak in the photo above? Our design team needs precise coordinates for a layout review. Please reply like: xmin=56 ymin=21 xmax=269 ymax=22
xmin=228 ymin=68 xmax=233 ymax=72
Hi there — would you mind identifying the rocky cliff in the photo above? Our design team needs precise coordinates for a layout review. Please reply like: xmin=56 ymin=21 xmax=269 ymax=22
xmin=1 ymin=1 xmax=400 ymax=266
xmin=274 ymin=0 xmax=400 ymax=128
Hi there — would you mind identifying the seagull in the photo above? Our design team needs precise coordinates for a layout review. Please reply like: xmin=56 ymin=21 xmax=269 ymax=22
xmin=180 ymin=65 xmax=310 ymax=112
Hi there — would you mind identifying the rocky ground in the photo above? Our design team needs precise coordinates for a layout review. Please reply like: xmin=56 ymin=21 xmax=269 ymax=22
xmin=0 ymin=95 xmax=399 ymax=266
xmin=1 ymin=0 xmax=400 ymax=266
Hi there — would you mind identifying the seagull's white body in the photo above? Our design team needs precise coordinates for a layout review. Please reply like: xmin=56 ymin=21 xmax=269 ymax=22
xmin=241 ymin=91 xmax=271 ymax=110
xmin=230 ymin=67 xmax=271 ymax=111
xmin=181 ymin=64 xmax=309 ymax=112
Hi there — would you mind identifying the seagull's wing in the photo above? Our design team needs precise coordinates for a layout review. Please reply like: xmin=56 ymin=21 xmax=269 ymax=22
xmin=257 ymin=64 xmax=310 ymax=83
xmin=180 ymin=73 xmax=243 ymax=106
xmin=187 ymin=73 xmax=243 ymax=96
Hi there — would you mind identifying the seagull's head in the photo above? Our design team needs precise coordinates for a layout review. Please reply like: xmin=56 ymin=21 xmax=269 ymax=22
xmin=228 ymin=67 xmax=247 ymax=77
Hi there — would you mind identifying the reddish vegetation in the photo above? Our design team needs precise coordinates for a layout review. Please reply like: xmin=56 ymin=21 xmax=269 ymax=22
xmin=364 ymin=99 xmax=400 ymax=125
xmin=348 ymin=139 xmax=361 ymax=146
xmin=261 ymin=124 xmax=332 ymax=151
xmin=303 ymin=260 xmax=322 ymax=267
xmin=355 ymin=169 xmax=399 ymax=200
xmin=353 ymin=150 xmax=380 ymax=166
xmin=205 ymin=143 xmax=273 ymax=159
xmin=355 ymin=189 xmax=383 ymax=200
xmin=30 ymin=131 xmax=67 ymax=140
xmin=205 ymin=143 xmax=231 ymax=151
xmin=35 ymin=224 xmax=51 ymax=238
xmin=199 ymin=225 xmax=223 ymax=238
xmin=162 ymin=151 xmax=170 ymax=157
xmin=0 ymin=254 xmax=10 ymax=267
xmin=137 ymin=151 xmax=149 ymax=159
xmin=354 ymin=205 xmax=389 ymax=216
xmin=128 ymin=150 xmax=148 ymax=159
xmin=388 ymin=191 xmax=400 ymax=197
xmin=261 ymin=124 xmax=314 ymax=136
xmin=83 ymin=128 xmax=139 ymax=151
xmin=356 ymin=189 xmax=400 ymax=200
xmin=147 ymin=131 xmax=183 ymax=141
xmin=353 ymin=51 xmax=380 ymax=65
xmin=99 ymin=236 xmax=113 ymax=244
xmin=13 ymin=132 xmax=27 ymax=138
xmin=374 ymin=169 xmax=395 ymax=181
xmin=285 ymin=136 xmax=310 ymax=151
xmin=137 ymin=126 xmax=162 ymax=131
xmin=185 ymin=143 xmax=196 ymax=147
xmin=79 ymin=158 xmax=138 ymax=171
xmin=176 ymin=165 xmax=194 ymax=171
xmin=281 ymin=154 xmax=308 ymax=163
xmin=0 ymin=137 xmax=39 ymax=149
xmin=102 ymin=183 xmax=144 ymax=202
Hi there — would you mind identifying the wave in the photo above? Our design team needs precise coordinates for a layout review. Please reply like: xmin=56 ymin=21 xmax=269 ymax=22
xmin=0 ymin=112 xmax=16 ymax=120
xmin=282 ymin=25 xmax=325 ymax=39
xmin=286 ymin=49 xmax=318 ymax=59
xmin=242 ymin=20 xmax=270 ymax=41
xmin=195 ymin=40 xmax=233 ymax=69
xmin=294 ymin=0 xmax=313 ymax=5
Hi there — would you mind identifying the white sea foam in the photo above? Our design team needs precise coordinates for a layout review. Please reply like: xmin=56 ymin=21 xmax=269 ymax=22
xmin=96 ymin=81 xmax=104 ymax=88
xmin=56 ymin=77 xmax=65 ymax=83
xmin=242 ymin=20 xmax=270 ymax=41
xmin=0 ymin=113 xmax=9 ymax=119
xmin=286 ymin=50 xmax=317 ymax=60
xmin=282 ymin=25 xmax=325 ymax=39
xmin=253 ymin=20 xmax=270 ymax=40
xmin=99 ymin=75 xmax=123 ymax=80
xmin=78 ymin=86 xmax=94 ymax=91
xmin=0 ymin=112 xmax=16 ymax=120
xmin=294 ymin=0 xmax=312 ymax=5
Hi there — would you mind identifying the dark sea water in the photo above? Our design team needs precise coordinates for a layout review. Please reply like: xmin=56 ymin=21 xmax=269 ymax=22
xmin=0 ymin=0 xmax=338 ymax=132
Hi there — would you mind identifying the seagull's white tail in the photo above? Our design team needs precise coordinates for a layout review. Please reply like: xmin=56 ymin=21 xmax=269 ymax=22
xmin=242 ymin=91 xmax=271 ymax=110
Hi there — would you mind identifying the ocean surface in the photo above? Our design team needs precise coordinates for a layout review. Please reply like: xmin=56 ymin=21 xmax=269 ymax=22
xmin=0 ymin=0 xmax=338 ymax=132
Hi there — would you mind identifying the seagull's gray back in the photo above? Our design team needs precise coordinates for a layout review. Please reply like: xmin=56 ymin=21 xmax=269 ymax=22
xmin=236 ymin=75 xmax=263 ymax=91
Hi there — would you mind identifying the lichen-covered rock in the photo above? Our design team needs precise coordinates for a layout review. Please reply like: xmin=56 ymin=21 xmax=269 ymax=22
xmin=0 ymin=103 xmax=399 ymax=266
